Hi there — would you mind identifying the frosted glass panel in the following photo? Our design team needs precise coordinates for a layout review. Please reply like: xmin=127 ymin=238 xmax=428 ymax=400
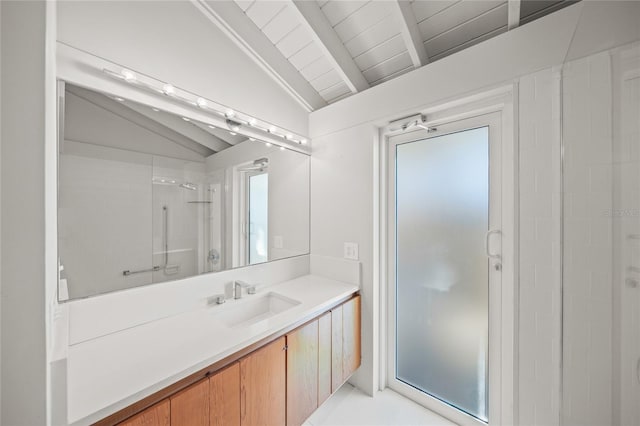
xmin=395 ymin=127 xmax=489 ymax=421
xmin=248 ymin=173 xmax=268 ymax=264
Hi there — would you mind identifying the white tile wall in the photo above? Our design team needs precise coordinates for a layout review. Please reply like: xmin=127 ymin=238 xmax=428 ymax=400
xmin=518 ymin=67 xmax=562 ymax=426
xmin=562 ymin=51 xmax=613 ymax=426
xmin=614 ymin=45 xmax=640 ymax=426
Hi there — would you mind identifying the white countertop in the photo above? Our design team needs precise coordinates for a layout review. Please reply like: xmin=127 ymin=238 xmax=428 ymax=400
xmin=67 ymin=274 xmax=359 ymax=425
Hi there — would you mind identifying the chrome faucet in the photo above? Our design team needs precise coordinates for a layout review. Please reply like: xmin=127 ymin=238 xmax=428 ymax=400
xmin=234 ymin=280 xmax=256 ymax=299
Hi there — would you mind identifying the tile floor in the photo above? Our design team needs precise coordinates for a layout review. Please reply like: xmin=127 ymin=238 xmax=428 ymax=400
xmin=304 ymin=384 xmax=456 ymax=426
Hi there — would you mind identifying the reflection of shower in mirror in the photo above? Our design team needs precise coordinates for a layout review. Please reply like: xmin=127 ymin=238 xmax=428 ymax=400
xmin=57 ymin=83 xmax=310 ymax=301
xmin=237 ymin=158 xmax=269 ymax=172
xmin=152 ymin=176 xmax=197 ymax=191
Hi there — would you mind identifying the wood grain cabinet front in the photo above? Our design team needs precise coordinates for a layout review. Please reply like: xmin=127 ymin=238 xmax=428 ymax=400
xmin=209 ymin=362 xmax=240 ymax=426
xmin=240 ymin=337 xmax=286 ymax=426
xmin=342 ymin=295 xmax=362 ymax=381
xmin=330 ymin=304 xmax=343 ymax=393
xmin=170 ymin=379 xmax=209 ymax=426
xmin=317 ymin=312 xmax=332 ymax=406
xmin=286 ymin=320 xmax=319 ymax=426
xmin=119 ymin=400 xmax=170 ymax=426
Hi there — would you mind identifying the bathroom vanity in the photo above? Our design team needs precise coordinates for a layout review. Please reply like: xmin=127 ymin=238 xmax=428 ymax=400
xmin=64 ymin=274 xmax=360 ymax=426
xmin=112 ymin=294 xmax=359 ymax=426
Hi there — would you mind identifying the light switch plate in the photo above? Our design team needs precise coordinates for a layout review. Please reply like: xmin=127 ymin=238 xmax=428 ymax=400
xmin=343 ymin=242 xmax=359 ymax=260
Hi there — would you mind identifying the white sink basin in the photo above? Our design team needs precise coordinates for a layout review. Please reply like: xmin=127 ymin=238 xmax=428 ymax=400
xmin=212 ymin=292 xmax=301 ymax=328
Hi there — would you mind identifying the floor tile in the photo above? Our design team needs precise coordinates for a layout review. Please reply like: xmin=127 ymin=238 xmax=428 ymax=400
xmin=307 ymin=383 xmax=457 ymax=426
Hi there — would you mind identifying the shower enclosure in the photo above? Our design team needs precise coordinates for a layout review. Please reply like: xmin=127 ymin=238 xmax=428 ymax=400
xmin=59 ymin=147 xmax=219 ymax=299
xmin=150 ymin=155 xmax=217 ymax=284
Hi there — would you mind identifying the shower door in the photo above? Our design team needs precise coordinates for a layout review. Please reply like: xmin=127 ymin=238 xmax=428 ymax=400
xmin=388 ymin=112 xmax=503 ymax=425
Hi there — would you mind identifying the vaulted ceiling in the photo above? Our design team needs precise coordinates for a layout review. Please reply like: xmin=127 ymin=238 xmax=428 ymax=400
xmin=195 ymin=0 xmax=577 ymax=112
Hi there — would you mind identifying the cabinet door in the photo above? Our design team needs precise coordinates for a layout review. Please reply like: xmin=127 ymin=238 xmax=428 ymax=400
xmin=171 ymin=379 xmax=209 ymax=426
xmin=210 ymin=362 xmax=240 ymax=426
xmin=318 ymin=312 xmax=332 ymax=405
xmin=286 ymin=320 xmax=319 ymax=426
xmin=240 ymin=337 xmax=286 ymax=426
xmin=120 ymin=400 xmax=170 ymax=426
xmin=331 ymin=305 xmax=343 ymax=393
xmin=342 ymin=295 xmax=361 ymax=381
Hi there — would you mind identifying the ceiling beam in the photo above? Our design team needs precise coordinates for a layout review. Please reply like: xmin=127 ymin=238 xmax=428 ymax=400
xmin=508 ymin=0 xmax=521 ymax=30
xmin=392 ymin=0 xmax=429 ymax=68
xmin=290 ymin=0 xmax=369 ymax=93
xmin=194 ymin=0 xmax=327 ymax=112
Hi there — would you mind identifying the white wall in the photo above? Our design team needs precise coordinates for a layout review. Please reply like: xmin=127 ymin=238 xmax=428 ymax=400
xmin=311 ymin=124 xmax=377 ymax=394
xmin=0 ymin=1 xmax=3 ymax=421
xmin=613 ymin=44 xmax=640 ymax=425
xmin=562 ymin=51 xmax=614 ymax=426
xmin=56 ymin=0 xmax=308 ymax=137
xmin=0 ymin=2 xmax=49 ymax=424
xmin=517 ymin=68 xmax=562 ymax=426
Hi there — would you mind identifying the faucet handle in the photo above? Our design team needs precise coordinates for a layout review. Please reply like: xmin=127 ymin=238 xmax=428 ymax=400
xmin=207 ymin=294 xmax=226 ymax=305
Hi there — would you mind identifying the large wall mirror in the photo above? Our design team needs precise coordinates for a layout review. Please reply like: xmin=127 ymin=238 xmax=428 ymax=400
xmin=58 ymin=83 xmax=310 ymax=301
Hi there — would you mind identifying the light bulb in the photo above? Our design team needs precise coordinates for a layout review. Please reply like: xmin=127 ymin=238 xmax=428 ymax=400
xmin=265 ymin=142 xmax=272 ymax=147
xmin=249 ymin=137 xmax=256 ymax=141
xmin=225 ymin=109 xmax=235 ymax=118
xmin=230 ymin=132 xmax=237 ymax=136
xmin=162 ymin=84 xmax=175 ymax=95
xmin=208 ymin=125 xmax=216 ymax=129
xmin=301 ymin=138 xmax=308 ymax=144
xmin=121 ymin=69 xmax=136 ymax=82
xmin=231 ymin=125 xmax=240 ymax=132
xmin=286 ymin=134 xmax=293 ymax=140
xmin=196 ymin=98 xmax=207 ymax=108
xmin=279 ymin=146 xmax=286 ymax=151
xmin=248 ymin=118 xmax=257 ymax=126
xmin=114 ymin=97 xmax=125 ymax=102
xmin=268 ymin=126 xmax=277 ymax=133
xmin=182 ymin=117 xmax=190 ymax=122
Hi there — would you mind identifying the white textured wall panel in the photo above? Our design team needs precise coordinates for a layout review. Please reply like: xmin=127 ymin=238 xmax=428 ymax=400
xmin=518 ymin=67 xmax=562 ymax=426
xmin=562 ymin=51 xmax=613 ymax=426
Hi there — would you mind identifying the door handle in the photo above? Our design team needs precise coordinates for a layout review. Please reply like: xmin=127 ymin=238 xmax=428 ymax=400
xmin=486 ymin=229 xmax=502 ymax=271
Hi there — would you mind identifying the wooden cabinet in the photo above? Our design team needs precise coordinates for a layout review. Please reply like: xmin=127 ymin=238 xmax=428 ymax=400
xmin=330 ymin=295 xmax=362 ymax=392
xmin=120 ymin=400 xmax=170 ymax=426
xmin=342 ymin=295 xmax=361 ymax=381
xmin=170 ymin=379 xmax=209 ymax=426
xmin=331 ymin=304 xmax=343 ymax=393
xmin=317 ymin=312 xmax=332 ymax=405
xmin=286 ymin=320 xmax=319 ymax=426
xmin=240 ymin=337 xmax=286 ymax=426
xmin=210 ymin=362 xmax=240 ymax=426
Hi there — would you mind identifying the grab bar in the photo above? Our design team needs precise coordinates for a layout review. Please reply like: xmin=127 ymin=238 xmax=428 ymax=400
xmin=123 ymin=266 xmax=160 ymax=276
xmin=163 ymin=205 xmax=169 ymax=266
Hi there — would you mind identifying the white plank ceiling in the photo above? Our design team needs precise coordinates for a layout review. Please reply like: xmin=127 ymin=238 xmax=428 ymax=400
xmin=197 ymin=0 xmax=578 ymax=111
